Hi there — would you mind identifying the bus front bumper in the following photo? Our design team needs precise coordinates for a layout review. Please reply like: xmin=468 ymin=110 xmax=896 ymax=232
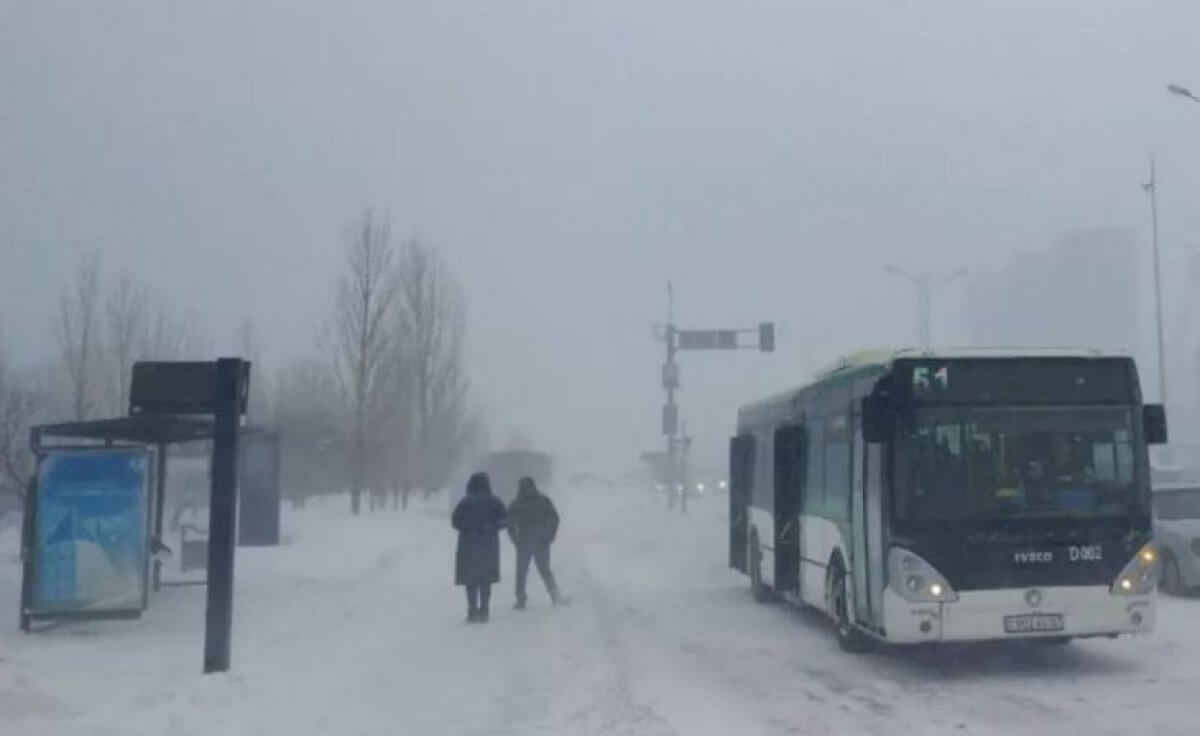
xmin=880 ymin=586 xmax=1155 ymax=644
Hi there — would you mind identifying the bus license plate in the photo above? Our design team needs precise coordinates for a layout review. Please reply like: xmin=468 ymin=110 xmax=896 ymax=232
xmin=1003 ymin=614 xmax=1065 ymax=634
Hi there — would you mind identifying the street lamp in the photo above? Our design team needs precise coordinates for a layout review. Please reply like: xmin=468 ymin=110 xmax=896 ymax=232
xmin=1143 ymin=158 xmax=1168 ymax=406
xmin=1168 ymin=84 xmax=1200 ymax=104
xmin=885 ymin=265 xmax=968 ymax=349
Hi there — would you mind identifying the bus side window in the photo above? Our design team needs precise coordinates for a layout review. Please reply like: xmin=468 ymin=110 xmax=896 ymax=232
xmin=806 ymin=417 xmax=825 ymax=514
xmin=752 ymin=430 xmax=774 ymax=509
xmin=825 ymin=409 xmax=851 ymax=520
xmin=731 ymin=434 xmax=756 ymax=497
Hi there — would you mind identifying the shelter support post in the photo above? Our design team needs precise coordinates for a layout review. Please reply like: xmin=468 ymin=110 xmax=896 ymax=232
xmin=153 ymin=443 xmax=168 ymax=592
xmin=203 ymin=358 xmax=244 ymax=674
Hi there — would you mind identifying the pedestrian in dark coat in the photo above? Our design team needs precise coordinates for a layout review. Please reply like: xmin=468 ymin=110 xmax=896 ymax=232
xmin=452 ymin=472 xmax=507 ymax=623
xmin=506 ymin=476 xmax=561 ymax=608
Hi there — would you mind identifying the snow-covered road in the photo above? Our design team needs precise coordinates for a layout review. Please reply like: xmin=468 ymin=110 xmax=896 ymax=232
xmin=2 ymin=485 xmax=1199 ymax=735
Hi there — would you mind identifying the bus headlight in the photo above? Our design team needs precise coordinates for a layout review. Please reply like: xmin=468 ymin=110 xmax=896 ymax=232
xmin=888 ymin=547 xmax=958 ymax=603
xmin=719 ymin=480 xmax=728 ymax=490
xmin=1111 ymin=544 xmax=1157 ymax=596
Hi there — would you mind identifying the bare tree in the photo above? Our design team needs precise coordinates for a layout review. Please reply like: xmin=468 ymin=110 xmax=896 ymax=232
xmin=105 ymin=272 xmax=148 ymax=415
xmin=394 ymin=239 xmax=473 ymax=500
xmin=0 ymin=340 xmax=40 ymax=502
xmin=334 ymin=210 xmax=400 ymax=514
xmin=274 ymin=358 xmax=343 ymax=508
xmin=139 ymin=303 xmax=208 ymax=361
xmin=57 ymin=255 xmax=102 ymax=421
xmin=375 ymin=350 xmax=416 ymax=509
xmin=237 ymin=318 xmax=270 ymax=422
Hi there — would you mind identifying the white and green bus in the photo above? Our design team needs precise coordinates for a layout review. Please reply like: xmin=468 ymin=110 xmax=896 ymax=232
xmin=729 ymin=349 xmax=1167 ymax=651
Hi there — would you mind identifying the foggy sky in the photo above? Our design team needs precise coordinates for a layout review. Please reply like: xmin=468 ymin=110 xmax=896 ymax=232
xmin=2 ymin=0 xmax=1199 ymax=473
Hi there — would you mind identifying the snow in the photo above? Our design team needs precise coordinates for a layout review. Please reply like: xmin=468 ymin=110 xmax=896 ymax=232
xmin=3 ymin=486 xmax=1200 ymax=735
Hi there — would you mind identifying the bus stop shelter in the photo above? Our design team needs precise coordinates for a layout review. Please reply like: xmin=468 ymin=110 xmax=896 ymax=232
xmin=22 ymin=414 xmax=280 ymax=630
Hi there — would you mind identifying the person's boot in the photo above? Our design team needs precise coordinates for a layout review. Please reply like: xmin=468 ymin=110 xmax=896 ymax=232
xmin=514 ymin=598 xmax=527 ymax=610
xmin=478 ymin=605 xmax=490 ymax=623
xmin=466 ymin=608 xmax=479 ymax=623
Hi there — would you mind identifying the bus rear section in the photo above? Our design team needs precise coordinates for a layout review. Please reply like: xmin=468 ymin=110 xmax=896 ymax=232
xmin=731 ymin=350 xmax=1167 ymax=648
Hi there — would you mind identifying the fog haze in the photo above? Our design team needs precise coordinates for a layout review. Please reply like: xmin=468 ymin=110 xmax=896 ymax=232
xmin=3 ymin=0 xmax=1199 ymax=471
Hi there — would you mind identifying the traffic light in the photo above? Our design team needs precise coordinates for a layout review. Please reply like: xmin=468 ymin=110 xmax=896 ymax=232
xmin=759 ymin=322 xmax=775 ymax=352
xmin=662 ymin=403 xmax=678 ymax=436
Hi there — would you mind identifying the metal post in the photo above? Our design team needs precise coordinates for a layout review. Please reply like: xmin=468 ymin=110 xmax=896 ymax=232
xmin=152 ymin=443 xmax=168 ymax=592
xmin=916 ymin=274 xmax=932 ymax=349
xmin=679 ymin=420 xmax=689 ymax=514
xmin=203 ymin=358 xmax=244 ymax=674
xmin=18 ymin=472 xmax=35 ymax=633
xmin=20 ymin=428 xmax=42 ymax=633
xmin=665 ymin=281 xmax=678 ymax=511
xmin=886 ymin=266 xmax=966 ymax=350
xmin=1146 ymin=157 xmax=1169 ymax=406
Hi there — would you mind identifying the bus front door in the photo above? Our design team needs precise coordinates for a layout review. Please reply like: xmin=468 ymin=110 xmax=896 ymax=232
xmin=852 ymin=414 xmax=885 ymax=629
xmin=773 ymin=426 xmax=805 ymax=596
xmin=851 ymin=414 xmax=870 ymax=624
xmin=729 ymin=435 xmax=755 ymax=573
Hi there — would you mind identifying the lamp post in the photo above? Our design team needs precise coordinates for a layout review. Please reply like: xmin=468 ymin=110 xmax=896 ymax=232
xmin=1152 ymin=83 xmax=1198 ymax=410
xmin=1143 ymin=158 xmax=1168 ymax=406
xmin=885 ymin=265 xmax=968 ymax=349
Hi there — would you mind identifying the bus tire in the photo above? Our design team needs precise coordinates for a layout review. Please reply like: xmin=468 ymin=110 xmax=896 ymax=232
xmin=828 ymin=559 xmax=871 ymax=653
xmin=749 ymin=531 xmax=772 ymax=603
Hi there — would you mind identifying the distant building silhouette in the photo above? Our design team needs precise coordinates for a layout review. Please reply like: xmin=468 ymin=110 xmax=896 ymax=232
xmin=967 ymin=229 xmax=1140 ymax=356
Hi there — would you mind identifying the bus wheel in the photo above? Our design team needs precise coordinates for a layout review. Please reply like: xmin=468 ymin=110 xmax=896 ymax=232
xmin=749 ymin=532 xmax=772 ymax=603
xmin=828 ymin=561 xmax=871 ymax=653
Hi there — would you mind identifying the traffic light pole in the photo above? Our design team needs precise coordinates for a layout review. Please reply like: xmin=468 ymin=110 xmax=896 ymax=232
xmin=656 ymin=282 xmax=773 ymax=514
xmin=664 ymin=283 xmax=679 ymax=511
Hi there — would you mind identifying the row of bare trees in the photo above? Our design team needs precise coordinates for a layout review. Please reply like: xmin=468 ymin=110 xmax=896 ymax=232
xmin=3 ymin=213 xmax=479 ymax=516
xmin=55 ymin=256 xmax=210 ymax=422
xmin=276 ymin=210 xmax=482 ymax=514
xmin=0 ymin=259 xmax=213 ymax=506
xmin=0 ymin=338 xmax=38 ymax=501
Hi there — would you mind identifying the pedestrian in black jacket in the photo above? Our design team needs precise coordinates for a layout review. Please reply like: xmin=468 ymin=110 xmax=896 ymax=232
xmin=452 ymin=472 xmax=507 ymax=623
xmin=506 ymin=476 xmax=561 ymax=609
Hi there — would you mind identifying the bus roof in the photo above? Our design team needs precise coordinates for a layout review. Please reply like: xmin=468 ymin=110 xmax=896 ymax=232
xmin=812 ymin=346 xmax=1122 ymax=378
xmin=737 ymin=346 xmax=1132 ymax=428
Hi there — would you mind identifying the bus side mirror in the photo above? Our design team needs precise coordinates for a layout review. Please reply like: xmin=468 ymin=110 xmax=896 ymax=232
xmin=862 ymin=396 xmax=893 ymax=443
xmin=1144 ymin=404 xmax=1168 ymax=445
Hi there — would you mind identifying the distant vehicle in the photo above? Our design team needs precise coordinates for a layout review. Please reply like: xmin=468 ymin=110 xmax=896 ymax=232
xmin=1153 ymin=482 xmax=1200 ymax=595
xmin=1152 ymin=464 xmax=1195 ymax=487
xmin=730 ymin=348 xmax=1165 ymax=651
xmin=688 ymin=475 xmax=728 ymax=496
xmin=568 ymin=471 xmax=616 ymax=488
xmin=651 ymin=475 xmax=725 ymax=499
xmin=480 ymin=450 xmax=553 ymax=504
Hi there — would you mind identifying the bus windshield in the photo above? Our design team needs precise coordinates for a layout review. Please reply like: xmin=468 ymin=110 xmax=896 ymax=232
xmin=896 ymin=406 xmax=1138 ymax=521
